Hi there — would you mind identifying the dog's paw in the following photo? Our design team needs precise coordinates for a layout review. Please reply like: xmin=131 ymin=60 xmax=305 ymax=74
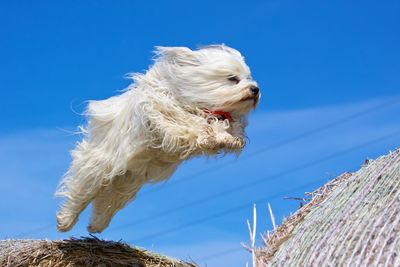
xmin=198 ymin=134 xmax=245 ymax=152
xmin=226 ymin=136 xmax=245 ymax=150
xmin=197 ymin=134 xmax=219 ymax=150
xmin=87 ymin=215 xmax=110 ymax=233
xmin=87 ymin=223 xmax=106 ymax=233
xmin=217 ymin=134 xmax=245 ymax=150
xmin=56 ymin=211 xmax=78 ymax=232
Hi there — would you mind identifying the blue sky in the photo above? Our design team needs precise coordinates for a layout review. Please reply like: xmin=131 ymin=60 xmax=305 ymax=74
xmin=1 ymin=1 xmax=400 ymax=266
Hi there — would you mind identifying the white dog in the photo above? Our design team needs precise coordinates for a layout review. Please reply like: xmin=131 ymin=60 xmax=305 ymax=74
xmin=56 ymin=45 xmax=260 ymax=233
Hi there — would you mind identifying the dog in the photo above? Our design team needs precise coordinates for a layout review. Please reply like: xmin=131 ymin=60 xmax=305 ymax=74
xmin=56 ymin=45 xmax=260 ymax=233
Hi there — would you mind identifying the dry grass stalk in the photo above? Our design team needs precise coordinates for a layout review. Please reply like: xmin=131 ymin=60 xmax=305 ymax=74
xmin=243 ymin=203 xmax=257 ymax=267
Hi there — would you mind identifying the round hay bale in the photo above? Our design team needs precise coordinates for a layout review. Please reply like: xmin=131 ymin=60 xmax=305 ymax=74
xmin=256 ymin=148 xmax=400 ymax=266
xmin=0 ymin=237 xmax=196 ymax=267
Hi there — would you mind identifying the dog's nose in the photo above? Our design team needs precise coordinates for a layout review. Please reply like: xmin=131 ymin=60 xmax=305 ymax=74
xmin=250 ymin=86 xmax=260 ymax=96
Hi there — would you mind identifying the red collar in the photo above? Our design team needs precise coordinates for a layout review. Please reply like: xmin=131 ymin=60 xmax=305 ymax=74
xmin=203 ymin=109 xmax=233 ymax=122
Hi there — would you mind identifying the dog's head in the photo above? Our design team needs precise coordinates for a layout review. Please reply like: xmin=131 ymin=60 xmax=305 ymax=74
xmin=152 ymin=45 xmax=260 ymax=116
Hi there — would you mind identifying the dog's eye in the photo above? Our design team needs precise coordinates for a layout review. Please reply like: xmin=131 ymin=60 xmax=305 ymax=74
xmin=228 ymin=76 xmax=240 ymax=84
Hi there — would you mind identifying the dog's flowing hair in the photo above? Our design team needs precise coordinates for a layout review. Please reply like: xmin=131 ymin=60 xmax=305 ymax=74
xmin=56 ymin=45 xmax=260 ymax=233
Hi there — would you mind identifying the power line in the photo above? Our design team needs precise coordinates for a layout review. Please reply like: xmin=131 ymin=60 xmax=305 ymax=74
xmin=195 ymin=246 xmax=244 ymax=262
xmin=109 ymin=129 xmax=400 ymax=233
xmin=128 ymin=129 xmax=400 ymax=243
xmin=130 ymin=178 xmax=325 ymax=243
xmin=195 ymin=132 xmax=400 ymax=263
xmin=140 ymin=97 xmax=400 ymax=196
xmin=17 ymin=98 xmax=400 ymax=237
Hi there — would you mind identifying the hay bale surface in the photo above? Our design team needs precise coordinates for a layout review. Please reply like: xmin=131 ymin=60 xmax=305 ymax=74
xmin=0 ymin=237 xmax=196 ymax=267
xmin=256 ymin=148 xmax=400 ymax=266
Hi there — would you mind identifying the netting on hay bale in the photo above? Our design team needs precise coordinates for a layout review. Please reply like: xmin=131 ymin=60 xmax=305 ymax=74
xmin=0 ymin=236 xmax=196 ymax=267
xmin=256 ymin=148 xmax=400 ymax=267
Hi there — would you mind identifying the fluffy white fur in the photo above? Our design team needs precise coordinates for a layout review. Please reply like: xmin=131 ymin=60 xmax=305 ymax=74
xmin=56 ymin=45 xmax=260 ymax=233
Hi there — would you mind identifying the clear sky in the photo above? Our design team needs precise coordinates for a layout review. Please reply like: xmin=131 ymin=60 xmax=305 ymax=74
xmin=1 ymin=1 xmax=400 ymax=266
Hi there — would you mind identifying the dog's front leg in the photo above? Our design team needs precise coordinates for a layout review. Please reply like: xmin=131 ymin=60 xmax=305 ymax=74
xmin=218 ymin=118 xmax=247 ymax=151
xmin=216 ymin=132 xmax=245 ymax=151
xmin=197 ymin=123 xmax=245 ymax=152
xmin=154 ymin=115 xmax=245 ymax=156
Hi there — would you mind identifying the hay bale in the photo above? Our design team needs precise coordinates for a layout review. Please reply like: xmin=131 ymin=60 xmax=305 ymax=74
xmin=256 ymin=148 xmax=400 ymax=266
xmin=0 ymin=237 xmax=196 ymax=267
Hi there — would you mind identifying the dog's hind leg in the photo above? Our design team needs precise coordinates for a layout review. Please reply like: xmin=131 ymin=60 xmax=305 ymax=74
xmin=56 ymin=175 xmax=103 ymax=232
xmin=56 ymin=141 xmax=112 ymax=232
xmin=57 ymin=181 xmax=100 ymax=232
xmin=87 ymin=171 xmax=143 ymax=233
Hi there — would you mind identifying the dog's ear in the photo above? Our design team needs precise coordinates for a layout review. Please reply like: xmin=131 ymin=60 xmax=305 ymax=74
xmin=154 ymin=46 xmax=200 ymax=66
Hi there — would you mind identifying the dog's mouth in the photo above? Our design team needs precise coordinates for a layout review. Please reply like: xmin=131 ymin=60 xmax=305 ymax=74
xmin=240 ymin=94 xmax=260 ymax=107
xmin=207 ymin=93 xmax=260 ymax=121
xmin=240 ymin=96 xmax=257 ymax=102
